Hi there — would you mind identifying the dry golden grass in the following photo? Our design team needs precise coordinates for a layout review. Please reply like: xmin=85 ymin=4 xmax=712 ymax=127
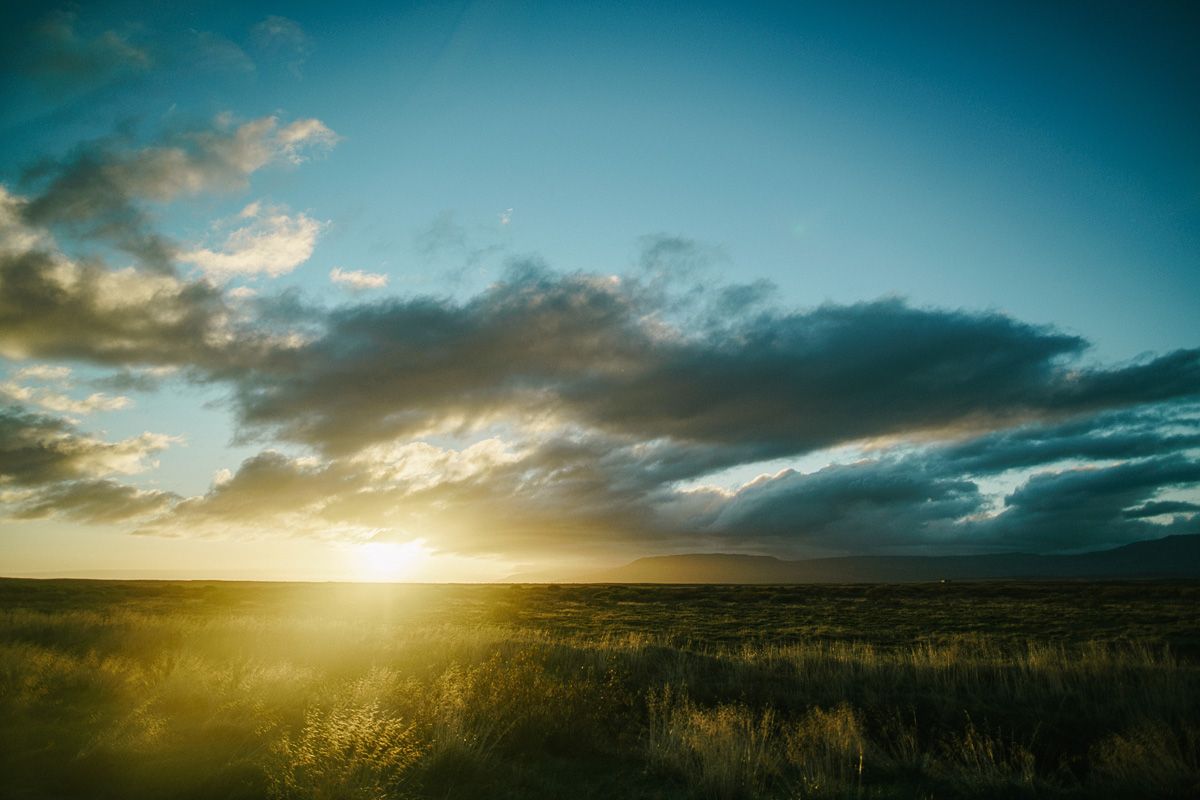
xmin=0 ymin=579 xmax=1197 ymax=798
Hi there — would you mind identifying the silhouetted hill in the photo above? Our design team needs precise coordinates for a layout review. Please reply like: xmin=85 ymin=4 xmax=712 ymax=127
xmin=517 ymin=534 xmax=1200 ymax=583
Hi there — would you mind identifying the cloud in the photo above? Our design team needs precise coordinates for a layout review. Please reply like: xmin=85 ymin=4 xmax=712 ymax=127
xmin=0 ymin=187 xmax=51 ymax=256
xmin=11 ymin=478 xmax=176 ymax=524
xmin=228 ymin=267 xmax=650 ymax=452
xmin=0 ymin=194 xmax=303 ymax=371
xmin=13 ymin=364 xmax=72 ymax=382
xmin=330 ymin=267 xmax=388 ymax=290
xmin=0 ymin=246 xmax=240 ymax=367
xmin=682 ymin=408 xmax=1200 ymax=554
xmin=88 ymin=366 xmax=178 ymax=393
xmin=983 ymin=456 xmax=1200 ymax=550
xmin=251 ymin=16 xmax=311 ymax=77
xmin=134 ymin=436 xmax=674 ymax=553
xmin=19 ymin=114 xmax=337 ymax=267
xmin=10 ymin=9 xmax=150 ymax=91
xmin=415 ymin=211 xmax=470 ymax=258
xmin=5 ymin=172 xmax=1200 ymax=559
xmin=275 ymin=119 xmax=339 ymax=163
xmin=637 ymin=233 xmax=725 ymax=279
xmin=703 ymin=459 xmax=982 ymax=551
xmin=223 ymin=266 xmax=1200 ymax=459
xmin=155 ymin=450 xmax=340 ymax=528
xmin=180 ymin=203 xmax=324 ymax=280
xmin=0 ymin=401 xmax=180 ymax=526
xmin=130 ymin=401 xmax=1200 ymax=558
xmin=125 ymin=247 xmax=1200 ymax=557
xmin=414 ymin=210 xmax=508 ymax=282
xmin=0 ymin=405 xmax=175 ymax=487
xmin=938 ymin=409 xmax=1200 ymax=474
xmin=0 ymin=380 xmax=130 ymax=416
xmin=3 ymin=363 xmax=132 ymax=416
xmin=1124 ymin=500 xmax=1200 ymax=519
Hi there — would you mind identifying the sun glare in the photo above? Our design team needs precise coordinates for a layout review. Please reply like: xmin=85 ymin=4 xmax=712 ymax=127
xmin=350 ymin=539 xmax=430 ymax=582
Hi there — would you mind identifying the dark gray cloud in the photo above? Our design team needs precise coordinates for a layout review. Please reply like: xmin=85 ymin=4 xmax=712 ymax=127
xmin=226 ymin=267 xmax=1200 ymax=460
xmin=12 ymin=478 xmax=176 ymax=524
xmin=0 ymin=404 xmax=172 ymax=487
xmin=939 ymin=409 xmax=1200 ymax=474
xmin=571 ymin=297 xmax=1085 ymax=447
xmin=0 ymin=183 xmax=310 ymax=373
xmin=0 ymin=248 xmax=241 ymax=368
xmin=0 ymin=402 xmax=177 ymax=526
xmin=1124 ymin=500 xmax=1200 ymax=518
xmin=1046 ymin=348 xmax=1200 ymax=412
xmin=1 ymin=405 xmax=84 ymax=486
xmin=149 ymin=450 xmax=348 ymax=532
xmin=658 ymin=407 xmax=1200 ymax=555
xmin=704 ymin=459 xmax=983 ymax=552
xmin=20 ymin=135 xmax=176 ymax=269
xmin=983 ymin=456 xmax=1200 ymax=551
xmin=714 ymin=427 xmax=1196 ymax=555
xmin=0 ymin=8 xmax=150 ymax=93
xmin=230 ymin=266 xmax=652 ymax=452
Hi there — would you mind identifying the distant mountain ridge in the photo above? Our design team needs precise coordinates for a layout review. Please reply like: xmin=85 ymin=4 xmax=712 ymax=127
xmin=513 ymin=534 xmax=1200 ymax=583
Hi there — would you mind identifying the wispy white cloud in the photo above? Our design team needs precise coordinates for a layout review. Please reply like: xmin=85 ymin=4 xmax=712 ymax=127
xmin=19 ymin=114 xmax=337 ymax=268
xmin=276 ymin=119 xmax=339 ymax=163
xmin=0 ymin=381 xmax=131 ymax=415
xmin=181 ymin=202 xmax=324 ymax=280
xmin=14 ymin=364 xmax=72 ymax=382
xmin=330 ymin=267 xmax=389 ymax=290
xmin=3 ymin=364 xmax=130 ymax=416
xmin=47 ymin=115 xmax=337 ymax=205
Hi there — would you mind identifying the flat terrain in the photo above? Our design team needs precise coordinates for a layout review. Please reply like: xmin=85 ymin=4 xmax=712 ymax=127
xmin=1 ymin=579 xmax=1197 ymax=798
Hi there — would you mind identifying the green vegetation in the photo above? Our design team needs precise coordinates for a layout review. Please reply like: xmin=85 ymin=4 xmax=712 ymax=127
xmin=1 ymin=579 xmax=1197 ymax=799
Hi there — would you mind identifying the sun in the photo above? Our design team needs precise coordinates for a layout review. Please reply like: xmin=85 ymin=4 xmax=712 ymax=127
xmin=350 ymin=539 xmax=430 ymax=582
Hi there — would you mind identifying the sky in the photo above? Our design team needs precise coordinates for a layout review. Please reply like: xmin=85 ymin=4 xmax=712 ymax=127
xmin=0 ymin=0 xmax=1197 ymax=581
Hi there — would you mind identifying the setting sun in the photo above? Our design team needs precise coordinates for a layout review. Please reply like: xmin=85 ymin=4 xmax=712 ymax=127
xmin=350 ymin=540 xmax=431 ymax=582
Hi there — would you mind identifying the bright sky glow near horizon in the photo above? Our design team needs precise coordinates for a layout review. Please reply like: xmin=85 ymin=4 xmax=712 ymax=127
xmin=1 ymin=1 xmax=1197 ymax=581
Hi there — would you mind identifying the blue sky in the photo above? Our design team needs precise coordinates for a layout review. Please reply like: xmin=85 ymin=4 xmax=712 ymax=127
xmin=1 ymin=1 xmax=1197 ymax=579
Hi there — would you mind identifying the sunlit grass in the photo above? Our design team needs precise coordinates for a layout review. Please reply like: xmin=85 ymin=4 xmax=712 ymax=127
xmin=0 ymin=579 xmax=1197 ymax=798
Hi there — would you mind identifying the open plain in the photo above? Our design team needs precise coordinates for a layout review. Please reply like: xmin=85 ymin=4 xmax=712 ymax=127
xmin=1 ymin=579 xmax=1197 ymax=799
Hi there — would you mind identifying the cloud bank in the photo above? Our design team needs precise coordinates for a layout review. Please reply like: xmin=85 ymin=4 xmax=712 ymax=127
xmin=1 ymin=107 xmax=1196 ymax=562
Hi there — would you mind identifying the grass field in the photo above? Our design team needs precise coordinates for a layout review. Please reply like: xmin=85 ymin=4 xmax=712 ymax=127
xmin=1 ymin=579 xmax=1197 ymax=799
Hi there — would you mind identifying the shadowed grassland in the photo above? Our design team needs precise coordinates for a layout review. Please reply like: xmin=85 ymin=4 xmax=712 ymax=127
xmin=0 ymin=579 xmax=1197 ymax=798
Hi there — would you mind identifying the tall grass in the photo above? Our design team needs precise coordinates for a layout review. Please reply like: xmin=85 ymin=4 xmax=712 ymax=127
xmin=270 ymin=702 xmax=423 ymax=800
xmin=0 ymin=580 xmax=1197 ymax=798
